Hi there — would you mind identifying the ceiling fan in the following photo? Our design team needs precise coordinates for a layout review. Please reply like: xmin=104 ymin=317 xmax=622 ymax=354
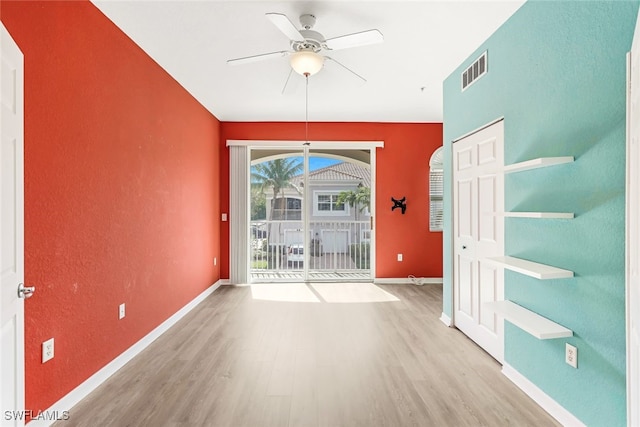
xmin=227 ymin=13 xmax=383 ymax=90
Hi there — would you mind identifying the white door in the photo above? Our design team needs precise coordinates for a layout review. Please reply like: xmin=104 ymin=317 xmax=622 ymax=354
xmin=453 ymin=120 xmax=504 ymax=363
xmin=1 ymin=23 xmax=26 ymax=426
xmin=284 ymin=229 xmax=304 ymax=247
xmin=322 ymin=230 xmax=349 ymax=254
xmin=626 ymin=8 xmax=640 ymax=426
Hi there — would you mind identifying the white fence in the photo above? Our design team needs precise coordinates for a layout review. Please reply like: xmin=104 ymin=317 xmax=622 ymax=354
xmin=250 ymin=220 xmax=371 ymax=273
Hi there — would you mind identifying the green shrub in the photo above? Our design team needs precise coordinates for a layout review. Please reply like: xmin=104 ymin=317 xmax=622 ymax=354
xmin=251 ymin=260 xmax=267 ymax=269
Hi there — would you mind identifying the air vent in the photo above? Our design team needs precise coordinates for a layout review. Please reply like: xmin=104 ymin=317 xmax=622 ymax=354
xmin=461 ymin=51 xmax=487 ymax=91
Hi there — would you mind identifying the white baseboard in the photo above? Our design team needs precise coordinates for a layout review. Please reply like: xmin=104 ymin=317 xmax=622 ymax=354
xmin=440 ymin=312 xmax=452 ymax=327
xmin=28 ymin=280 xmax=223 ymax=427
xmin=502 ymin=363 xmax=585 ymax=427
xmin=374 ymin=277 xmax=443 ymax=285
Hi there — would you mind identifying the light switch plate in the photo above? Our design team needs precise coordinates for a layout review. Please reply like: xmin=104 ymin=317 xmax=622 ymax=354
xmin=42 ymin=338 xmax=54 ymax=363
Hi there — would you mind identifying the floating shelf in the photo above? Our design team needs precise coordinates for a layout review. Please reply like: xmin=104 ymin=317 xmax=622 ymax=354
xmin=484 ymin=300 xmax=573 ymax=339
xmin=491 ymin=212 xmax=574 ymax=219
xmin=486 ymin=256 xmax=574 ymax=280
xmin=503 ymin=156 xmax=574 ymax=174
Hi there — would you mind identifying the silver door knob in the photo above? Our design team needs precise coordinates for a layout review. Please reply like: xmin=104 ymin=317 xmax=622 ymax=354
xmin=17 ymin=283 xmax=35 ymax=299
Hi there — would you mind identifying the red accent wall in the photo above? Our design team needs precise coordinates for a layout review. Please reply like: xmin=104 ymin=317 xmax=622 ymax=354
xmin=220 ymin=122 xmax=443 ymax=279
xmin=1 ymin=0 xmax=220 ymax=414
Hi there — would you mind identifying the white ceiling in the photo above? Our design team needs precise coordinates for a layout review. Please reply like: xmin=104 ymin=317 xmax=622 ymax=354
xmin=92 ymin=0 xmax=525 ymax=123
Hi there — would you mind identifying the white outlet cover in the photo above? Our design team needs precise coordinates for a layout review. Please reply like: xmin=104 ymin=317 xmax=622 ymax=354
xmin=566 ymin=343 xmax=578 ymax=368
xmin=119 ymin=303 xmax=126 ymax=319
xmin=397 ymin=254 xmax=403 ymax=261
xmin=42 ymin=338 xmax=54 ymax=363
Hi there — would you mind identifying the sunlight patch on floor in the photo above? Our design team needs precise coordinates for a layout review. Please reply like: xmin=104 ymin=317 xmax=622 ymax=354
xmin=250 ymin=283 xmax=320 ymax=303
xmin=250 ymin=282 xmax=400 ymax=303
xmin=311 ymin=282 xmax=400 ymax=303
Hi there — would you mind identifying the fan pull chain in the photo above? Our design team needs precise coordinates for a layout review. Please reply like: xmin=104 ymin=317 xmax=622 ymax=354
xmin=305 ymin=73 xmax=309 ymax=145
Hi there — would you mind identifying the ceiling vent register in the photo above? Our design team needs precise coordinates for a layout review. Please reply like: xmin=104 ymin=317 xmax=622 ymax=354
xmin=462 ymin=51 xmax=487 ymax=91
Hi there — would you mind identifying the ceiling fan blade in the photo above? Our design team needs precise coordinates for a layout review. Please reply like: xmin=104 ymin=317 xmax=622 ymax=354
xmin=325 ymin=56 xmax=366 ymax=82
xmin=266 ymin=13 xmax=305 ymax=42
xmin=325 ymin=29 xmax=383 ymax=51
xmin=227 ymin=50 xmax=289 ymax=66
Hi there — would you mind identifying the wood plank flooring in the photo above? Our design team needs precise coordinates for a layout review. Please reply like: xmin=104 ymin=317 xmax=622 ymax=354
xmin=56 ymin=284 xmax=560 ymax=427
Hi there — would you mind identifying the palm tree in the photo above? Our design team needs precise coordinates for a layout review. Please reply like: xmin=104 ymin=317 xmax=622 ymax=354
xmin=337 ymin=185 xmax=371 ymax=220
xmin=251 ymin=158 xmax=303 ymax=220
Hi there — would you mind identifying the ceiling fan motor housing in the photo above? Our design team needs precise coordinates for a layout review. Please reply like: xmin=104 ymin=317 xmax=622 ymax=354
xmin=299 ymin=14 xmax=316 ymax=30
xmin=291 ymin=29 xmax=325 ymax=52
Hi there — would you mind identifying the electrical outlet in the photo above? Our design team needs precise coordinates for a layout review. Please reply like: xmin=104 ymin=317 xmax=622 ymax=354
xmin=566 ymin=343 xmax=578 ymax=368
xmin=397 ymin=253 xmax=403 ymax=262
xmin=42 ymin=338 xmax=54 ymax=363
xmin=214 ymin=257 xmax=217 ymax=266
xmin=119 ymin=303 xmax=126 ymax=320
xmin=221 ymin=213 xmax=228 ymax=222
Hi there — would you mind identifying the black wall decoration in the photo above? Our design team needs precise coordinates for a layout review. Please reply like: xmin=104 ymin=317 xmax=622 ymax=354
xmin=391 ymin=197 xmax=406 ymax=214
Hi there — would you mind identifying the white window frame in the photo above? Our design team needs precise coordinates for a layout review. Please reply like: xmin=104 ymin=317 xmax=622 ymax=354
xmin=269 ymin=196 xmax=303 ymax=220
xmin=429 ymin=146 xmax=444 ymax=232
xmin=313 ymin=191 xmax=350 ymax=217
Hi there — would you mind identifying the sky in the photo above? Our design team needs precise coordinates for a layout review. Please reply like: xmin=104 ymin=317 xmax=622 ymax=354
xmin=250 ymin=156 xmax=342 ymax=183
xmin=308 ymin=156 xmax=341 ymax=171
xmin=285 ymin=156 xmax=342 ymax=171
xmin=253 ymin=156 xmax=341 ymax=172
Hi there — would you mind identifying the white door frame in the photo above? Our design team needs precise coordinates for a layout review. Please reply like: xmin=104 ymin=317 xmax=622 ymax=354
xmin=227 ymin=140 xmax=383 ymax=283
xmin=626 ymin=9 xmax=640 ymax=426
xmin=1 ymin=22 xmax=26 ymax=426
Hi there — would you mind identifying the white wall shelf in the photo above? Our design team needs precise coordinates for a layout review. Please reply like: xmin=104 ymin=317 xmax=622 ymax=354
xmin=486 ymin=256 xmax=574 ymax=279
xmin=503 ymin=156 xmax=574 ymax=174
xmin=491 ymin=212 xmax=574 ymax=219
xmin=485 ymin=300 xmax=573 ymax=339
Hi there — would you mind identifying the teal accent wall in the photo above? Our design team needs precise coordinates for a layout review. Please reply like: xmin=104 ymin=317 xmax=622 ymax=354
xmin=442 ymin=1 xmax=639 ymax=425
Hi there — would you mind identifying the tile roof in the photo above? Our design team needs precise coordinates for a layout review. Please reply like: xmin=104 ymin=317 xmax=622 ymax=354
xmin=294 ymin=162 xmax=371 ymax=188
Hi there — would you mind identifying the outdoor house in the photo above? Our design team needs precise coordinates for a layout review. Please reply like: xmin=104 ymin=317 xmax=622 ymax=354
xmin=252 ymin=160 xmax=371 ymax=279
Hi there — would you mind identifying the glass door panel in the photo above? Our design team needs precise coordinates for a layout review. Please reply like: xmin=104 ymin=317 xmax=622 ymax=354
xmin=250 ymin=150 xmax=305 ymax=281
xmin=306 ymin=150 xmax=371 ymax=281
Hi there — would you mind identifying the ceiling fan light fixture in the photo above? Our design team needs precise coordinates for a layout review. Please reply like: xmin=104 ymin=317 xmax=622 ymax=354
xmin=290 ymin=50 xmax=324 ymax=76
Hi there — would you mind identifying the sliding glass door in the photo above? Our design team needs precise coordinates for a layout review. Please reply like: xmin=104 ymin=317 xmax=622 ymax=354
xmin=249 ymin=147 xmax=373 ymax=282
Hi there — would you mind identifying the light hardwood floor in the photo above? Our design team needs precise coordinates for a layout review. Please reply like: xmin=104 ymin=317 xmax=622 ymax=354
xmin=56 ymin=283 xmax=560 ymax=427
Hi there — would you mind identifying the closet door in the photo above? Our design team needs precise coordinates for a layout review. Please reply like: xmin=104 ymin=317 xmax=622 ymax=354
xmin=453 ymin=120 xmax=504 ymax=363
